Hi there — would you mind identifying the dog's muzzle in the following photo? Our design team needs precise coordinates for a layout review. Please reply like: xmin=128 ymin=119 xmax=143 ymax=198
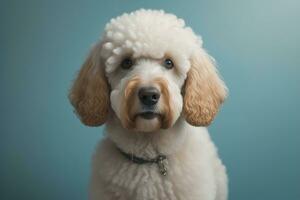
xmin=137 ymin=86 xmax=161 ymax=120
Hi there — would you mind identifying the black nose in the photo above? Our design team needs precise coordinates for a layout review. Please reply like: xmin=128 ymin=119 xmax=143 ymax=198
xmin=138 ymin=87 xmax=160 ymax=106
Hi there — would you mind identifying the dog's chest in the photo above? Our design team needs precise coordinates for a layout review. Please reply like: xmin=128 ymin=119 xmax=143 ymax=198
xmin=108 ymin=162 xmax=176 ymax=199
xmin=99 ymin=153 xmax=210 ymax=200
xmin=94 ymin=131 xmax=218 ymax=200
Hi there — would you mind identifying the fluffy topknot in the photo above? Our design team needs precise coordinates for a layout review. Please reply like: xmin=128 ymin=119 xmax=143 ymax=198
xmin=100 ymin=9 xmax=202 ymax=74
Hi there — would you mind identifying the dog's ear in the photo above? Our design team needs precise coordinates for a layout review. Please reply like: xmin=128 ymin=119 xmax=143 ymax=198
xmin=69 ymin=43 xmax=109 ymax=126
xmin=183 ymin=49 xmax=227 ymax=126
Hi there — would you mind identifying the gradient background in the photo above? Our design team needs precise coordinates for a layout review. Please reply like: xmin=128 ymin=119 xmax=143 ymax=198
xmin=1 ymin=0 xmax=299 ymax=199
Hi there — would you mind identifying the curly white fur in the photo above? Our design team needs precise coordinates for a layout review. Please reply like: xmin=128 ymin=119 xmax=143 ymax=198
xmin=70 ymin=9 xmax=228 ymax=200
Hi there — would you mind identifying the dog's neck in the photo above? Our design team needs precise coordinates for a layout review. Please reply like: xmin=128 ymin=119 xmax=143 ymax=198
xmin=105 ymin=115 xmax=190 ymax=159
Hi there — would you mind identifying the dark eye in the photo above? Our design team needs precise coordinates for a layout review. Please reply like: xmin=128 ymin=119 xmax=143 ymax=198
xmin=164 ymin=58 xmax=174 ymax=69
xmin=121 ymin=58 xmax=133 ymax=69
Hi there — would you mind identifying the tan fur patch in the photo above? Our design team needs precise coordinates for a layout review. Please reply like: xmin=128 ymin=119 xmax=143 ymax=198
xmin=121 ymin=76 xmax=141 ymax=129
xmin=154 ymin=78 xmax=173 ymax=129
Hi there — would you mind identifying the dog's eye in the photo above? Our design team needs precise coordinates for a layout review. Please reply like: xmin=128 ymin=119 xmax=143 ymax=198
xmin=164 ymin=58 xmax=174 ymax=69
xmin=121 ymin=58 xmax=133 ymax=69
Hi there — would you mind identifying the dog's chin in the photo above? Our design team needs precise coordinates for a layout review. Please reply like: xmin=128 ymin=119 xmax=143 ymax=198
xmin=134 ymin=112 xmax=162 ymax=132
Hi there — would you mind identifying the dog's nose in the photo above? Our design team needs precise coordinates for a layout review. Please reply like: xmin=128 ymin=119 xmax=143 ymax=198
xmin=138 ymin=87 xmax=160 ymax=106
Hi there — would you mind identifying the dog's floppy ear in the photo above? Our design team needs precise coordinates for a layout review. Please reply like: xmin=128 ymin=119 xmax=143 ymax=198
xmin=69 ymin=43 xmax=109 ymax=126
xmin=183 ymin=48 xmax=227 ymax=126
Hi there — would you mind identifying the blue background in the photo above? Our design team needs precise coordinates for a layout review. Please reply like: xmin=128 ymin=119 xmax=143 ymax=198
xmin=1 ymin=0 xmax=299 ymax=199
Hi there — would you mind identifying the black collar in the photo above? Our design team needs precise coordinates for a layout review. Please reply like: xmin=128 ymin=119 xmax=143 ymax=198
xmin=117 ymin=147 xmax=168 ymax=176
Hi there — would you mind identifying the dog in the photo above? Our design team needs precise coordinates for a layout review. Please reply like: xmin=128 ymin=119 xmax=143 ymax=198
xmin=69 ymin=9 xmax=228 ymax=200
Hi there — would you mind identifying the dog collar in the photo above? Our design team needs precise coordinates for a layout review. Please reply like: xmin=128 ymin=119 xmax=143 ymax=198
xmin=117 ymin=147 xmax=168 ymax=176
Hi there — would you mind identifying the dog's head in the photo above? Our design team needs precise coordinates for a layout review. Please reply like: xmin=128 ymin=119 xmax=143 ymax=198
xmin=69 ymin=9 xmax=227 ymax=132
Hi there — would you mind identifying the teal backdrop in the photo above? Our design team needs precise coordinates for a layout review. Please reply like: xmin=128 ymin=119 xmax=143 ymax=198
xmin=1 ymin=0 xmax=299 ymax=199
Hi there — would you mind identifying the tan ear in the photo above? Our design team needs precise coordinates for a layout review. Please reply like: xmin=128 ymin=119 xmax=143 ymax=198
xmin=69 ymin=44 xmax=109 ymax=126
xmin=183 ymin=49 xmax=227 ymax=126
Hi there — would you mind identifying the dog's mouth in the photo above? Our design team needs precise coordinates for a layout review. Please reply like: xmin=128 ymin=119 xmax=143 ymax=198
xmin=136 ymin=111 xmax=161 ymax=120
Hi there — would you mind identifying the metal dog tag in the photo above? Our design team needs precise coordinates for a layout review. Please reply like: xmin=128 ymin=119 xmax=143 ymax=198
xmin=157 ymin=155 xmax=167 ymax=176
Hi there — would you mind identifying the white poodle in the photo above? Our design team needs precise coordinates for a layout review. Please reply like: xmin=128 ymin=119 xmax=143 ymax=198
xmin=69 ymin=9 xmax=228 ymax=200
